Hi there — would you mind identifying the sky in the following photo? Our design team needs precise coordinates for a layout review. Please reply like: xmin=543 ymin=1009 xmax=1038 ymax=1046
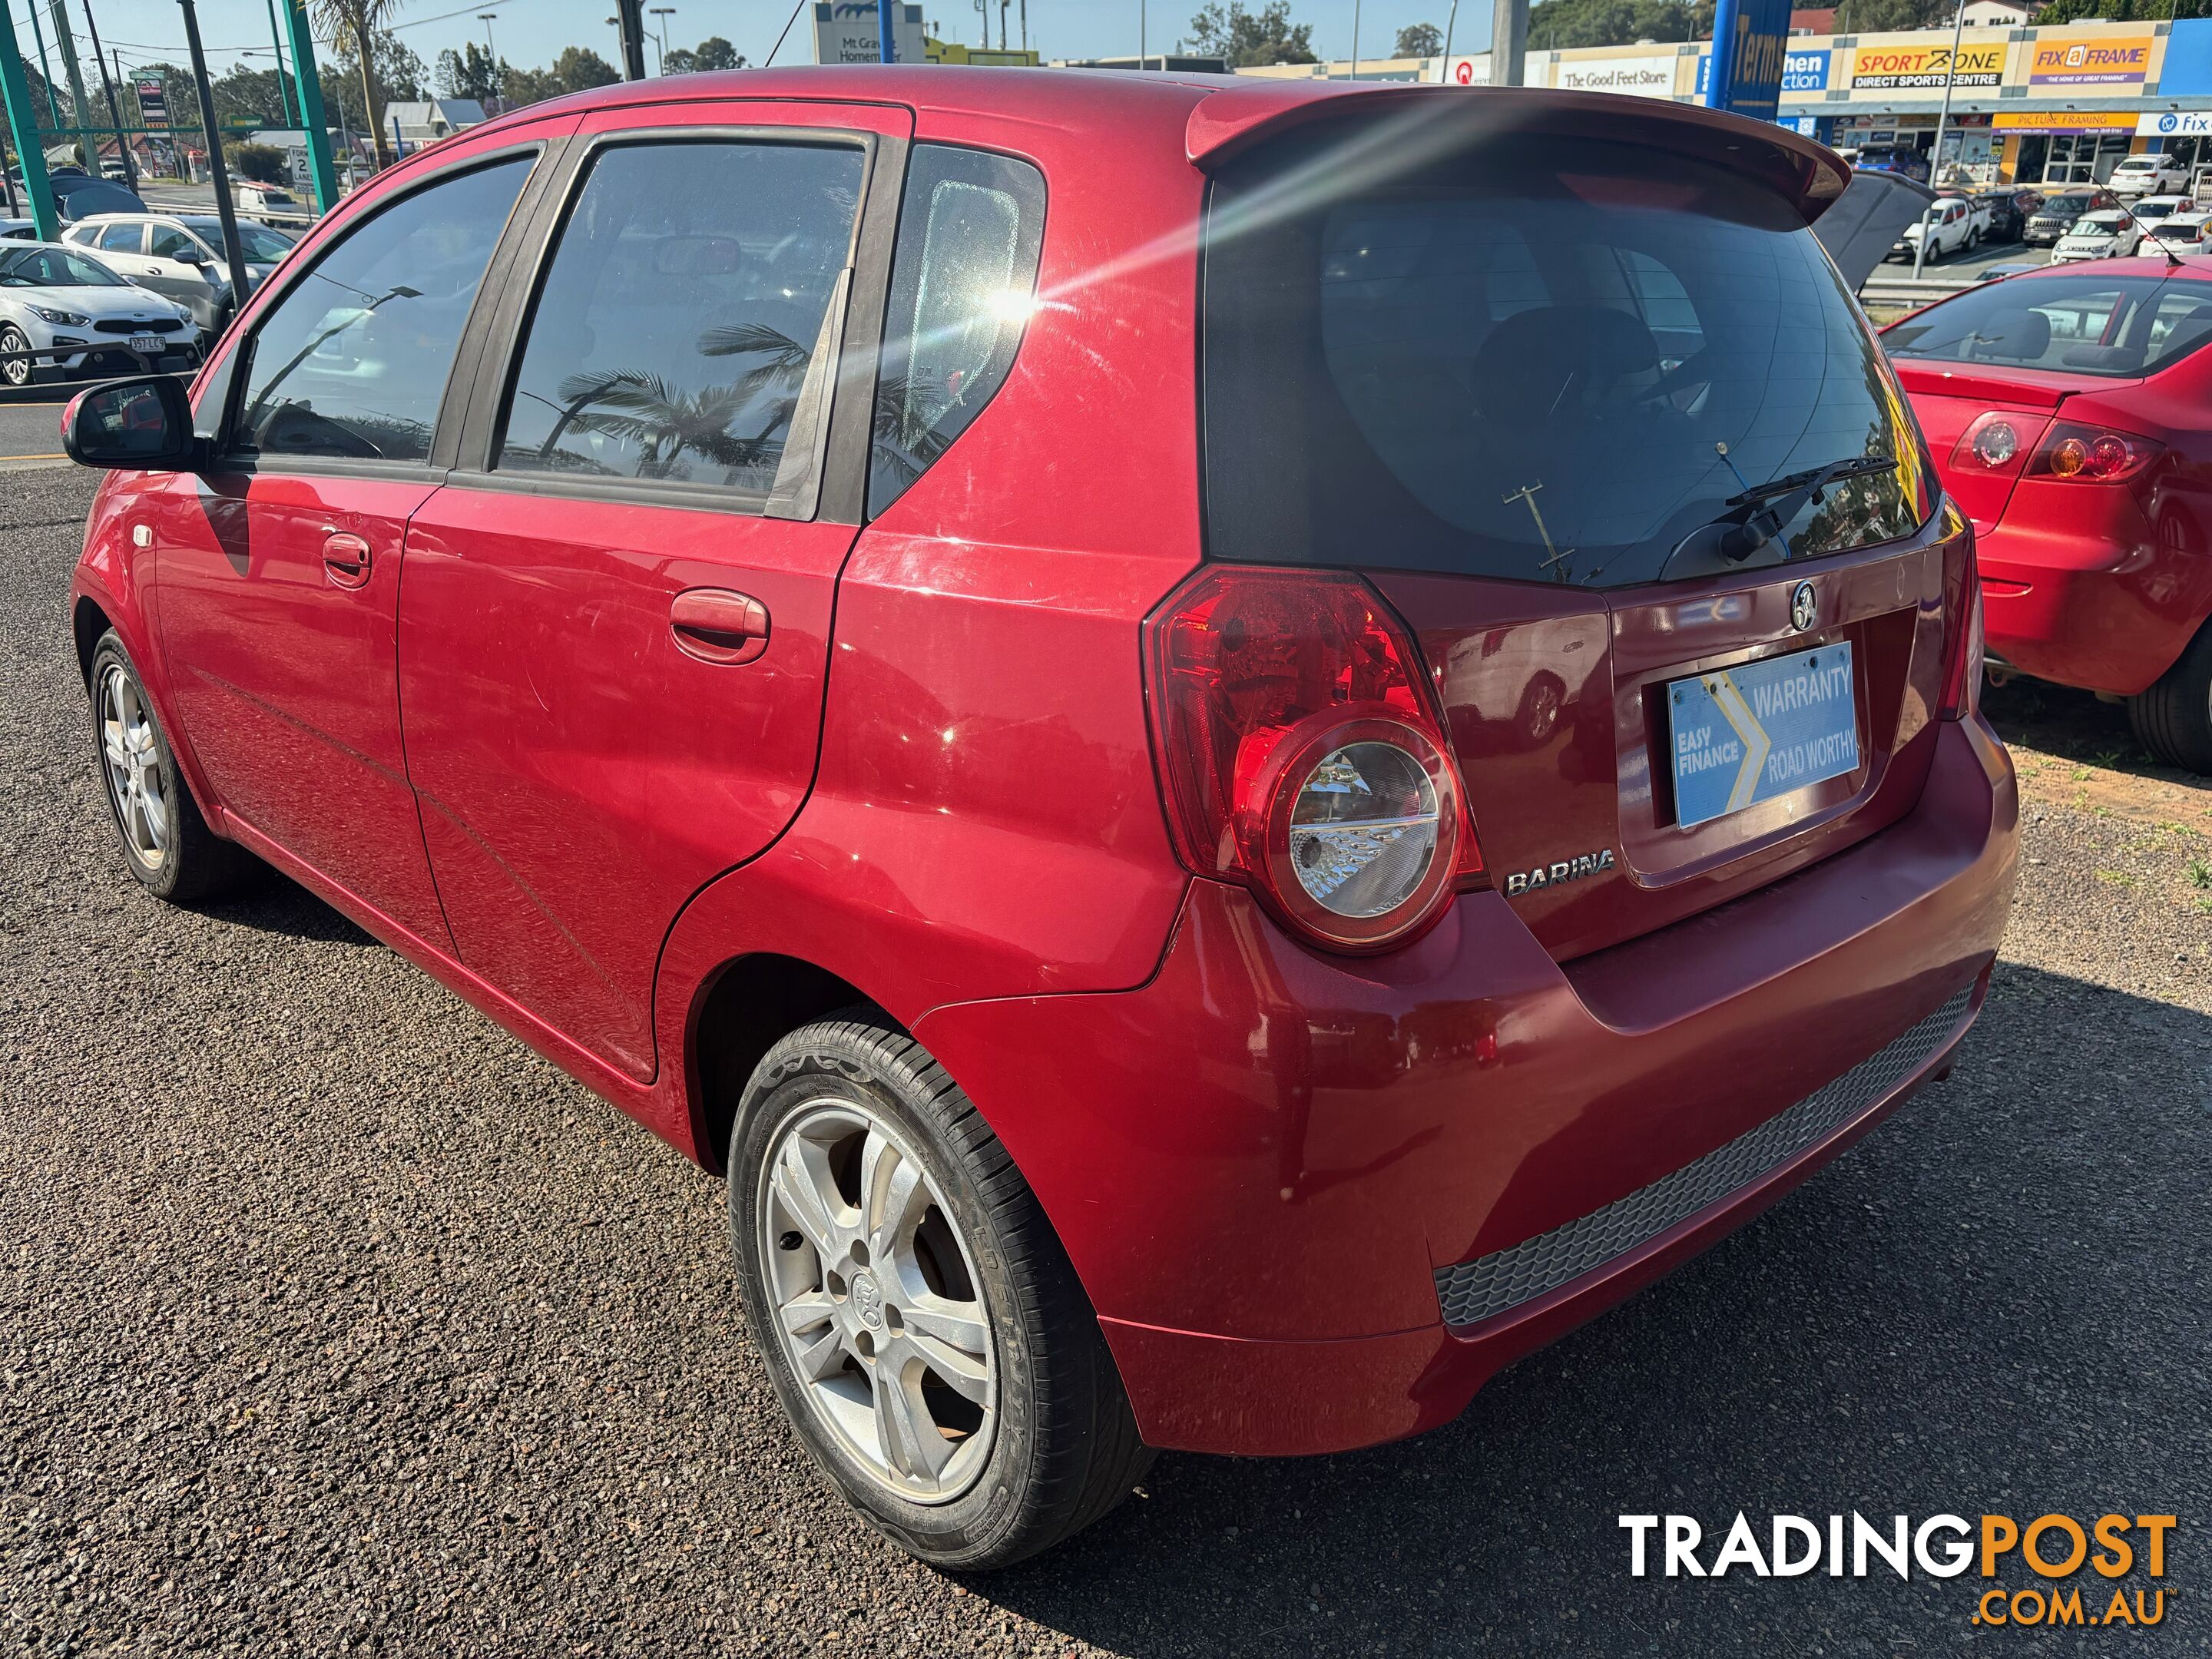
xmin=40 ymin=0 xmax=1485 ymax=92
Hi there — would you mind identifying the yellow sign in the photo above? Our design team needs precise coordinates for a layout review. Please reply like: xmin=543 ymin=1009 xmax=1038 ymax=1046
xmin=1992 ymin=109 xmax=2138 ymax=131
xmin=1850 ymin=41 xmax=2004 ymax=90
xmin=2028 ymin=32 xmax=2153 ymax=87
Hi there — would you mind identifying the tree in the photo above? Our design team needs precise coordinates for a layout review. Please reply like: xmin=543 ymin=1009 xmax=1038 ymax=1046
xmin=1524 ymin=0 xmax=1713 ymax=48
xmin=313 ymin=3 xmax=426 ymax=167
xmin=661 ymin=34 xmax=744 ymax=73
xmin=214 ymin=64 xmax=295 ymax=131
xmin=1394 ymin=22 xmax=1444 ymax=56
xmin=1187 ymin=2 xmax=1318 ymax=65
xmin=502 ymin=46 xmax=622 ymax=107
xmin=435 ymin=41 xmax=504 ymax=102
xmin=226 ymin=141 xmax=287 ymax=182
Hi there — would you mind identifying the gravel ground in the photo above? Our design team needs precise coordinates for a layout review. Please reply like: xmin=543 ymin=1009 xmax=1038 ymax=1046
xmin=2 ymin=469 xmax=2207 ymax=1656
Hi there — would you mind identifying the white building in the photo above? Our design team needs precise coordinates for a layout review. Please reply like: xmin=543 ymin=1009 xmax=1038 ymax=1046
xmin=385 ymin=100 xmax=488 ymax=151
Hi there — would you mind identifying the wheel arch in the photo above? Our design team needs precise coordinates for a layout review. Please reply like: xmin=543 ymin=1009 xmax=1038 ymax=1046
xmin=72 ymin=592 xmax=111 ymax=684
xmin=685 ymin=951 xmax=892 ymax=1176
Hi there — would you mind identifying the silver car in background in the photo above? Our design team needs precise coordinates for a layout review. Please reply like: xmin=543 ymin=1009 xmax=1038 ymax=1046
xmin=0 ymin=243 xmax=197 ymax=386
xmin=61 ymin=213 xmax=296 ymax=336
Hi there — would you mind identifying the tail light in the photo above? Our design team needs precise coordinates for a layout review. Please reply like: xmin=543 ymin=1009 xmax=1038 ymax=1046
xmin=1949 ymin=410 xmax=2048 ymax=481
xmin=1145 ymin=565 xmax=1483 ymax=954
xmin=2025 ymin=420 xmax=2164 ymax=483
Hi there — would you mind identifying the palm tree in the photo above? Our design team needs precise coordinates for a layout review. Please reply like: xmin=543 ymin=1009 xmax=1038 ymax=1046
xmin=546 ymin=369 xmax=783 ymax=478
xmin=314 ymin=0 xmax=398 ymax=169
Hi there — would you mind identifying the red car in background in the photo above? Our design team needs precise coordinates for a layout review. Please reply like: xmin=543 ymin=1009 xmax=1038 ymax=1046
xmin=1884 ymin=259 xmax=2212 ymax=770
xmin=61 ymin=70 xmax=2015 ymax=1568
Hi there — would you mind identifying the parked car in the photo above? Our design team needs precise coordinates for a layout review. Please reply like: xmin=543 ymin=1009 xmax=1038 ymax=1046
xmin=1977 ymin=185 xmax=2044 ymax=242
xmin=2108 ymin=151 xmax=2190 ymax=197
xmin=1889 ymin=193 xmax=1987 ymax=261
xmin=0 ymin=241 xmax=196 ymax=386
xmin=233 ymin=180 xmax=298 ymax=213
xmin=1884 ymin=259 xmax=2212 ymax=768
xmin=1853 ymin=141 xmax=1930 ymax=183
xmin=2125 ymin=192 xmax=2194 ymax=228
xmin=58 ymin=72 xmax=2016 ymax=1568
xmin=2149 ymin=209 xmax=2212 ymax=251
xmin=48 ymin=173 xmax=146 ymax=223
xmin=2023 ymin=189 xmax=2114 ymax=246
xmin=0 ymin=217 xmax=38 ymax=241
xmin=100 ymin=160 xmax=129 ymax=182
xmin=2049 ymin=209 xmax=2141 ymax=263
xmin=61 ymin=213 xmax=294 ymax=333
xmin=1975 ymin=260 xmax=2044 ymax=283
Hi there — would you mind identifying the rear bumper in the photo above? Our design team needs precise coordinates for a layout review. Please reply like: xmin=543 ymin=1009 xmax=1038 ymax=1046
xmin=1975 ymin=491 xmax=2209 ymax=695
xmin=912 ymin=716 xmax=2018 ymax=1455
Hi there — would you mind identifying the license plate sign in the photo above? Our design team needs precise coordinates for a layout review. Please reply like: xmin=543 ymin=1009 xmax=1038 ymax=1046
xmin=127 ymin=333 xmax=162 ymax=356
xmin=1667 ymin=642 xmax=1859 ymax=830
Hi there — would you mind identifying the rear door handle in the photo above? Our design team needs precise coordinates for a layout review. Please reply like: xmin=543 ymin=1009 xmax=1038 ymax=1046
xmin=322 ymin=530 xmax=372 ymax=590
xmin=671 ymin=588 xmax=770 ymax=665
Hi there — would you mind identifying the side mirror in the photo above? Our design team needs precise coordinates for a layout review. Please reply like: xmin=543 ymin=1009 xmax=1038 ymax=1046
xmin=61 ymin=375 xmax=197 ymax=470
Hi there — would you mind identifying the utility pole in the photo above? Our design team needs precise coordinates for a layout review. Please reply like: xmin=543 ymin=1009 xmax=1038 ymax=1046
xmin=1490 ymin=0 xmax=1528 ymax=85
xmin=25 ymin=3 xmax=62 ymax=131
xmin=1018 ymin=0 xmax=1026 ymax=51
xmin=1138 ymin=0 xmax=1145 ymax=68
xmin=177 ymin=0 xmax=253 ymax=313
xmin=477 ymin=12 xmax=499 ymax=104
xmin=649 ymin=5 xmax=674 ymax=71
xmin=1442 ymin=0 xmax=1460 ymax=61
xmin=79 ymin=0 xmax=133 ymax=189
xmin=1912 ymin=0 xmax=1969 ymax=280
xmin=1349 ymin=0 xmax=1360 ymax=78
xmin=613 ymin=0 xmax=646 ymax=78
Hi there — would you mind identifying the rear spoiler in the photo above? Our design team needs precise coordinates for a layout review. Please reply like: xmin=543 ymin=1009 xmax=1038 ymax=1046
xmin=1185 ymin=82 xmax=1851 ymax=226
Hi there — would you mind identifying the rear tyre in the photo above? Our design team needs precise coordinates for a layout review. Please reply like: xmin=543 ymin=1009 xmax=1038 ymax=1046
xmin=0 ymin=325 xmax=30 ymax=389
xmin=88 ymin=631 xmax=257 ymax=902
xmin=2127 ymin=623 xmax=2212 ymax=775
xmin=730 ymin=1015 xmax=1154 ymax=1570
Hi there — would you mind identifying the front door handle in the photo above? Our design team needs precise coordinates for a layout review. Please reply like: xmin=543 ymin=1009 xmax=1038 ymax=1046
xmin=671 ymin=588 xmax=770 ymax=665
xmin=322 ymin=531 xmax=372 ymax=590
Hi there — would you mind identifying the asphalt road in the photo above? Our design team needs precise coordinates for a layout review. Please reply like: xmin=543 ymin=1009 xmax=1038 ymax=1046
xmin=0 ymin=403 xmax=69 ymax=469
xmin=2 ymin=469 xmax=2207 ymax=1656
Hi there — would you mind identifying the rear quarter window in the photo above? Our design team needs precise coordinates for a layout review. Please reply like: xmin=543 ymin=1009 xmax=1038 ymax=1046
xmin=1886 ymin=274 xmax=2212 ymax=379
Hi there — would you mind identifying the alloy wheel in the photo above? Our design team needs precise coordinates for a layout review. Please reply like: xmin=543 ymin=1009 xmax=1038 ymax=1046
xmin=759 ymin=1100 xmax=996 ymax=1503
xmin=100 ymin=664 xmax=169 ymax=871
xmin=1 ymin=329 xmax=27 ymax=388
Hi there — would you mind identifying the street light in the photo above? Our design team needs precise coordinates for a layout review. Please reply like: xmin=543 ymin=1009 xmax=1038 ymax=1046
xmin=476 ymin=12 xmax=499 ymax=103
xmin=648 ymin=5 xmax=674 ymax=72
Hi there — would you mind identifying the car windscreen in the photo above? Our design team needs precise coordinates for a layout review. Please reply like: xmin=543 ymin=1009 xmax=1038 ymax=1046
xmin=1201 ymin=131 xmax=1929 ymax=588
xmin=187 ymin=219 xmax=295 ymax=261
xmin=0 ymin=247 xmax=124 ymax=286
xmin=1885 ymin=273 xmax=2212 ymax=379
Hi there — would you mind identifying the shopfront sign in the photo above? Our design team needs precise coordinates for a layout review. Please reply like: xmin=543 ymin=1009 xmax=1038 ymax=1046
xmin=1555 ymin=52 xmax=1681 ymax=96
xmin=2141 ymin=109 xmax=2212 ymax=137
xmin=1992 ymin=109 xmax=2138 ymax=131
xmin=1696 ymin=48 xmax=1830 ymax=95
xmin=1849 ymin=41 xmax=2004 ymax=90
xmin=2028 ymin=33 xmax=2154 ymax=87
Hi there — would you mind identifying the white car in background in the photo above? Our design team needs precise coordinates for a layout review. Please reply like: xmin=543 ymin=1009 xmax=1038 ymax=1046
xmin=2049 ymin=210 xmax=2142 ymax=263
xmin=2149 ymin=209 xmax=2212 ymax=251
xmin=0 ymin=242 xmax=196 ymax=387
xmin=2109 ymin=153 xmax=2190 ymax=196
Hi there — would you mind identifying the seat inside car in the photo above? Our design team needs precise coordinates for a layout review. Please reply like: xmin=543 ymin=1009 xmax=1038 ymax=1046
xmin=1968 ymin=306 xmax=2049 ymax=363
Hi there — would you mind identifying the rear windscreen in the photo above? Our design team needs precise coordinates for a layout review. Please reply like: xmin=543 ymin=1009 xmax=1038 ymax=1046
xmin=1201 ymin=132 xmax=1930 ymax=588
xmin=1884 ymin=273 xmax=2212 ymax=379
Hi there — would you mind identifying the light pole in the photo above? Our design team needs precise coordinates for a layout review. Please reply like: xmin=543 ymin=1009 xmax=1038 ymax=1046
xmin=476 ymin=12 xmax=499 ymax=102
xmin=1911 ymin=0 xmax=1969 ymax=281
xmin=649 ymin=5 xmax=674 ymax=71
xmin=81 ymin=0 xmax=136 ymax=190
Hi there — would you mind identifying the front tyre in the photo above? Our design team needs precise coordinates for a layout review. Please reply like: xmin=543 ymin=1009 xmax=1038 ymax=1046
xmin=2128 ymin=621 xmax=2212 ymax=775
xmin=730 ymin=1015 xmax=1152 ymax=1569
xmin=88 ymin=631 xmax=255 ymax=902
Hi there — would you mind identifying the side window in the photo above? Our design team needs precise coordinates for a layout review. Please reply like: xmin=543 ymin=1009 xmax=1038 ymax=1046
xmin=869 ymin=145 xmax=1045 ymax=515
xmin=101 ymin=223 xmax=146 ymax=254
xmin=233 ymin=156 xmax=531 ymax=464
xmin=497 ymin=140 xmax=865 ymax=499
xmin=148 ymin=227 xmax=196 ymax=260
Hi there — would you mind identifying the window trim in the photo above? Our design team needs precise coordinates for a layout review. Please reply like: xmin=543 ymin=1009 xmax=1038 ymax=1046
xmin=446 ymin=121 xmax=906 ymax=525
xmin=207 ymin=140 xmax=557 ymax=482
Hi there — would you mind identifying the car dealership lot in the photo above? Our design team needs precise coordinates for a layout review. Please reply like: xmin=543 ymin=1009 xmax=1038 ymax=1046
xmin=2 ymin=471 xmax=2206 ymax=1654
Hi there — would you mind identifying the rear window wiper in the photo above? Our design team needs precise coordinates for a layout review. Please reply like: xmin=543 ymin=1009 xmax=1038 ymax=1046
xmin=1664 ymin=452 xmax=1896 ymax=573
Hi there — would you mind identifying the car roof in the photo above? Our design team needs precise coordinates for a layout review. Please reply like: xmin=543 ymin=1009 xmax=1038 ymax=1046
xmin=1977 ymin=252 xmax=2212 ymax=283
xmin=435 ymin=65 xmax=1852 ymax=217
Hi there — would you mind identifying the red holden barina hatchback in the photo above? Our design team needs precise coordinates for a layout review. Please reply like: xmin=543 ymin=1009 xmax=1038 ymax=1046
xmin=1883 ymin=258 xmax=2212 ymax=771
xmin=62 ymin=70 xmax=2016 ymax=1568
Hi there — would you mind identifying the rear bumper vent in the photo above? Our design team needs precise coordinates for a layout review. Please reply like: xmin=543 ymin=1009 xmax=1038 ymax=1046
xmin=1433 ymin=985 xmax=1975 ymax=1329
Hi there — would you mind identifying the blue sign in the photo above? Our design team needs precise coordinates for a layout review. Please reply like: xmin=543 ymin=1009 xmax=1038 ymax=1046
xmin=1702 ymin=0 xmax=1795 ymax=120
xmin=1696 ymin=48 xmax=1827 ymax=96
xmin=1668 ymin=642 xmax=1859 ymax=829
xmin=2159 ymin=18 xmax=2212 ymax=98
